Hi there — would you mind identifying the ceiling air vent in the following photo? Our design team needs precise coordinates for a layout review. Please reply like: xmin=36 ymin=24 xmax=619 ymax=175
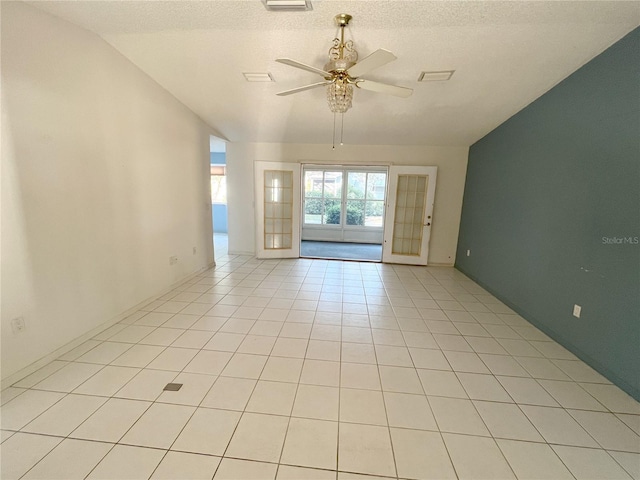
xmin=263 ymin=0 xmax=313 ymax=12
xmin=418 ymin=70 xmax=455 ymax=82
xmin=243 ymin=72 xmax=274 ymax=82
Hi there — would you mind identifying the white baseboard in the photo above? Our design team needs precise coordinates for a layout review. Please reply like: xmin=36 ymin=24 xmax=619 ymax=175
xmin=227 ymin=250 xmax=255 ymax=256
xmin=1 ymin=265 xmax=211 ymax=390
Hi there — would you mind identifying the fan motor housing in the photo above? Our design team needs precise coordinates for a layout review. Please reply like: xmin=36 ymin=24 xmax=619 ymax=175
xmin=325 ymin=58 xmax=356 ymax=74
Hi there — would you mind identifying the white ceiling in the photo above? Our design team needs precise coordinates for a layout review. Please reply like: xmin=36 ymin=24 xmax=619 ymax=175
xmin=29 ymin=1 xmax=640 ymax=146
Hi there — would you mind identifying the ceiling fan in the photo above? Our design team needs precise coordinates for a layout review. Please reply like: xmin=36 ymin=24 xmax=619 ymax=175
xmin=276 ymin=13 xmax=413 ymax=115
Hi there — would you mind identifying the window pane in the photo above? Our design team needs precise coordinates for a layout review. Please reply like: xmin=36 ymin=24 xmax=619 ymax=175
xmin=304 ymin=197 xmax=322 ymax=224
xmin=324 ymin=171 xmax=343 ymax=199
xmin=346 ymin=200 xmax=365 ymax=226
xmin=365 ymin=201 xmax=384 ymax=227
xmin=347 ymin=172 xmax=366 ymax=199
xmin=305 ymin=171 xmax=324 ymax=194
xmin=323 ymin=199 xmax=341 ymax=224
xmin=367 ymin=173 xmax=387 ymax=200
xmin=211 ymin=175 xmax=227 ymax=204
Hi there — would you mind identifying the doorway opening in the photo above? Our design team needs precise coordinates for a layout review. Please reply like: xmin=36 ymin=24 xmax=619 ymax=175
xmin=300 ymin=166 xmax=387 ymax=262
xmin=210 ymin=136 xmax=228 ymax=260
xmin=255 ymin=161 xmax=437 ymax=266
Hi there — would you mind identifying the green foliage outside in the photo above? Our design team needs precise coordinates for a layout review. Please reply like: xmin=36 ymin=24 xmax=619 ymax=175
xmin=325 ymin=205 xmax=364 ymax=225
xmin=304 ymin=191 xmax=327 ymax=215
xmin=365 ymin=201 xmax=384 ymax=216
xmin=305 ymin=184 xmax=384 ymax=225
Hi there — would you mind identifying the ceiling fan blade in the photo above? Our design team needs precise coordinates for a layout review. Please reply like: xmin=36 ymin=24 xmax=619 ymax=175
xmin=356 ymin=79 xmax=413 ymax=98
xmin=276 ymin=81 xmax=331 ymax=96
xmin=276 ymin=59 xmax=332 ymax=78
xmin=346 ymin=49 xmax=397 ymax=78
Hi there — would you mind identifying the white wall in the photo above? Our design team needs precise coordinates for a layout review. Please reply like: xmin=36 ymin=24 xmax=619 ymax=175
xmin=1 ymin=3 xmax=214 ymax=381
xmin=226 ymin=142 xmax=469 ymax=265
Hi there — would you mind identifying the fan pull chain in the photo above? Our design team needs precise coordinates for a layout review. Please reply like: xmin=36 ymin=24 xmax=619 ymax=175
xmin=340 ymin=113 xmax=345 ymax=145
xmin=332 ymin=113 xmax=337 ymax=150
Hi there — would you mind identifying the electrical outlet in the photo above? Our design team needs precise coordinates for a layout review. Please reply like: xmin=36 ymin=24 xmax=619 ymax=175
xmin=11 ymin=317 xmax=26 ymax=334
xmin=467 ymin=249 xmax=471 ymax=257
xmin=573 ymin=304 xmax=582 ymax=318
xmin=193 ymin=247 xmax=197 ymax=255
xmin=169 ymin=256 xmax=178 ymax=265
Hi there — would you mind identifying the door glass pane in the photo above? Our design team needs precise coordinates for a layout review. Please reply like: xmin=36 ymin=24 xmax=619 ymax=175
xmin=391 ymin=174 xmax=428 ymax=256
xmin=264 ymin=170 xmax=293 ymax=250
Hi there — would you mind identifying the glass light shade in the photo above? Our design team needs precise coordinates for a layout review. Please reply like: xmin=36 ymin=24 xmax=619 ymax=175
xmin=327 ymin=80 xmax=353 ymax=113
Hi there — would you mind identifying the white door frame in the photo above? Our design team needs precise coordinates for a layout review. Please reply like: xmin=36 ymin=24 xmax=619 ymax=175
xmin=382 ymin=166 xmax=438 ymax=265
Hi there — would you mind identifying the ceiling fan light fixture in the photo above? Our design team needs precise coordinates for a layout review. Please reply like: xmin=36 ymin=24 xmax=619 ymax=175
xmin=327 ymin=80 xmax=353 ymax=113
xmin=275 ymin=13 xmax=412 ymax=146
xmin=324 ymin=14 xmax=357 ymax=114
xmin=418 ymin=70 xmax=455 ymax=82
xmin=263 ymin=0 xmax=313 ymax=12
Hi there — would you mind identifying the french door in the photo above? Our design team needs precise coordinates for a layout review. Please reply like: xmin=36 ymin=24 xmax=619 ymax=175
xmin=254 ymin=162 xmax=437 ymax=265
xmin=254 ymin=162 xmax=301 ymax=259
xmin=382 ymin=166 xmax=438 ymax=265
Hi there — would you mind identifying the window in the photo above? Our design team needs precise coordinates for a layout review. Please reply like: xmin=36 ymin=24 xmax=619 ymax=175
xmin=303 ymin=170 xmax=343 ymax=225
xmin=303 ymin=168 xmax=386 ymax=228
xmin=210 ymin=165 xmax=227 ymax=204
xmin=346 ymin=171 xmax=386 ymax=227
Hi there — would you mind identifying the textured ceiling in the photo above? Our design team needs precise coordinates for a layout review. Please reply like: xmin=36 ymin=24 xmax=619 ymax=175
xmin=29 ymin=1 xmax=640 ymax=146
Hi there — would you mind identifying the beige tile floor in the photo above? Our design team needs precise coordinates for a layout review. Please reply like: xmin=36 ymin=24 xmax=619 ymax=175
xmin=2 ymin=248 xmax=639 ymax=479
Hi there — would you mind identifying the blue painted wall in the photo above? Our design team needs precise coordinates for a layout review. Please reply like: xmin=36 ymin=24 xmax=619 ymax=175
xmin=210 ymin=152 xmax=228 ymax=233
xmin=456 ymin=28 xmax=640 ymax=399
xmin=210 ymin=152 xmax=226 ymax=165
xmin=213 ymin=204 xmax=228 ymax=233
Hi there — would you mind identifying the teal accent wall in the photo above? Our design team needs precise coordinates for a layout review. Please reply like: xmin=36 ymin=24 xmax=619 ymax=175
xmin=456 ymin=28 xmax=640 ymax=399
